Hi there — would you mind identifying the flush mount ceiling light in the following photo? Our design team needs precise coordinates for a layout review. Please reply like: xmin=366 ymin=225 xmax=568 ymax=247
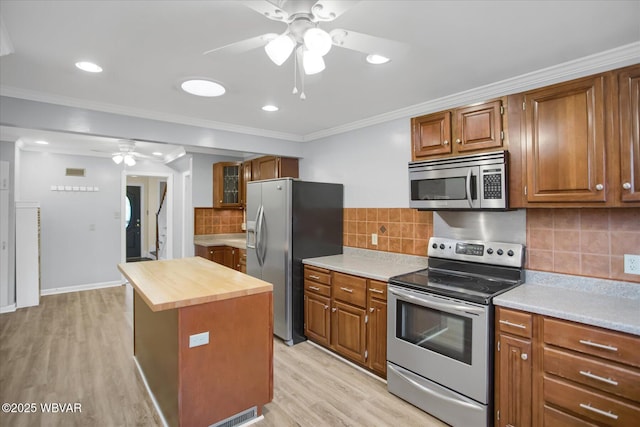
xmin=75 ymin=61 xmax=103 ymax=73
xmin=181 ymin=79 xmax=226 ymax=97
xmin=152 ymin=152 xmax=163 ymax=156
xmin=203 ymin=1 xmax=401 ymax=100
xmin=34 ymin=140 xmax=49 ymax=145
xmin=366 ymin=54 xmax=390 ymax=65
xmin=262 ymin=105 xmax=279 ymax=112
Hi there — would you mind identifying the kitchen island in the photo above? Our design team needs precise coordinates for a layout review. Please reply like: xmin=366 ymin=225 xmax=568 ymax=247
xmin=118 ymin=257 xmax=273 ymax=427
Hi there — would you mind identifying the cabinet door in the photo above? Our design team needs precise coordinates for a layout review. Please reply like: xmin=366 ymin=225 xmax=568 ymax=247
xmin=455 ymin=99 xmax=503 ymax=153
xmin=210 ymin=246 xmax=226 ymax=265
xmin=213 ymin=162 xmax=241 ymax=208
xmin=331 ymin=301 xmax=367 ymax=364
xmin=304 ymin=293 xmax=331 ymax=347
xmin=497 ymin=334 xmax=532 ymax=427
xmin=252 ymin=156 xmax=278 ymax=181
xmin=411 ymin=111 xmax=452 ymax=159
xmin=194 ymin=244 xmax=212 ymax=261
xmin=367 ymin=297 xmax=387 ymax=377
xmin=224 ymin=247 xmax=236 ymax=269
xmin=241 ymin=161 xmax=252 ymax=207
xmin=524 ymin=75 xmax=607 ymax=203
xmin=619 ymin=65 xmax=640 ymax=202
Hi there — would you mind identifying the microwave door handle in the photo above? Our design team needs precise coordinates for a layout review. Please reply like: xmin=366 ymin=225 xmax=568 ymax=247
xmin=388 ymin=288 xmax=484 ymax=315
xmin=466 ymin=168 xmax=473 ymax=208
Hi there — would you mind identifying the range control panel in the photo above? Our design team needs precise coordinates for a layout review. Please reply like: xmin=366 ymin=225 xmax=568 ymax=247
xmin=427 ymin=237 xmax=525 ymax=268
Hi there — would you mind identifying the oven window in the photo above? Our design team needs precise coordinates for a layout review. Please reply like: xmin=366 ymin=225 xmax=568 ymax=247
xmin=396 ymin=300 xmax=472 ymax=365
xmin=411 ymin=176 xmax=476 ymax=201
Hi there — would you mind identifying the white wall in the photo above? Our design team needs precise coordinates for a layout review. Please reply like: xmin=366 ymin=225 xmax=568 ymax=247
xmin=191 ymin=152 xmax=245 ymax=208
xmin=0 ymin=141 xmax=16 ymax=310
xmin=300 ymin=117 xmax=412 ymax=208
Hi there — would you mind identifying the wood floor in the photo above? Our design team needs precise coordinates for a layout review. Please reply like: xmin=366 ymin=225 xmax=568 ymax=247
xmin=0 ymin=285 xmax=447 ymax=427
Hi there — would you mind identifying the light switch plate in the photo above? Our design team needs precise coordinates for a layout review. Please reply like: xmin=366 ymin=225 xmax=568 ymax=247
xmin=189 ymin=331 xmax=209 ymax=348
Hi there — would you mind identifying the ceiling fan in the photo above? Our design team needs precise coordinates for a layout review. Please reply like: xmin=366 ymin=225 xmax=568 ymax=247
xmin=204 ymin=0 xmax=403 ymax=98
xmin=92 ymin=140 xmax=154 ymax=166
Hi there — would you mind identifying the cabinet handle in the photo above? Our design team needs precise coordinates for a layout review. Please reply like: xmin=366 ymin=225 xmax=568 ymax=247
xmin=340 ymin=287 xmax=353 ymax=293
xmin=332 ymin=307 xmax=337 ymax=312
xmin=370 ymin=307 xmax=374 ymax=312
xmin=622 ymin=182 xmax=631 ymax=190
xmin=579 ymin=339 xmax=618 ymax=352
xmin=579 ymin=403 xmax=618 ymax=420
xmin=521 ymin=353 xmax=528 ymax=360
xmin=308 ymin=286 xmax=320 ymax=291
xmin=456 ymin=138 xmax=461 ymax=144
xmin=499 ymin=319 xmax=526 ymax=329
xmin=579 ymin=370 xmax=619 ymax=386
xmin=595 ymin=184 xmax=604 ymax=191
xmin=324 ymin=305 xmax=329 ymax=310
xmin=443 ymin=140 xmax=449 ymax=145
xmin=370 ymin=288 xmax=384 ymax=294
xmin=308 ymin=274 xmax=320 ymax=280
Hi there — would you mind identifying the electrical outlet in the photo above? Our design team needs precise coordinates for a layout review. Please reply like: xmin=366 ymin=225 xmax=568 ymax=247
xmin=624 ymin=254 xmax=640 ymax=275
xmin=371 ymin=233 xmax=378 ymax=245
xmin=189 ymin=331 xmax=209 ymax=348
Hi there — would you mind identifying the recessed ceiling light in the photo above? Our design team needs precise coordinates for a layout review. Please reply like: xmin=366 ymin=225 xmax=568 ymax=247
xmin=34 ymin=140 xmax=49 ymax=145
xmin=75 ymin=61 xmax=103 ymax=73
xmin=152 ymin=152 xmax=163 ymax=156
xmin=262 ymin=105 xmax=279 ymax=112
xmin=181 ymin=79 xmax=226 ymax=97
xmin=366 ymin=54 xmax=390 ymax=65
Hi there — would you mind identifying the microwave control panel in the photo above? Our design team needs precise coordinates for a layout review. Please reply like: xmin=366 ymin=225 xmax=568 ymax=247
xmin=482 ymin=168 xmax=503 ymax=199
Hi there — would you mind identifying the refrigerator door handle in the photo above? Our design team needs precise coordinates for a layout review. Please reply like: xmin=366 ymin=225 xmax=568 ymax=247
xmin=257 ymin=205 xmax=267 ymax=265
xmin=255 ymin=205 xmax=265 ymax=267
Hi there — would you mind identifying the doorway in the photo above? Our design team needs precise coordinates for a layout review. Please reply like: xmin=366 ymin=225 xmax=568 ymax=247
xmin=126 ymin=185 xmax=143 ymax=261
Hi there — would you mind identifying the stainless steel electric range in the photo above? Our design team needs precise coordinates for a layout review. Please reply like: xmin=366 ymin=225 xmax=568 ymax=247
xmin=387 ymin=237 xmax=525 ymax=427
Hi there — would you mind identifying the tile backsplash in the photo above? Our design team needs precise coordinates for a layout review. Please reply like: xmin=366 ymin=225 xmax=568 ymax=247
xmin=527 ymin=208 xmax=639 ymax=283
xmin=194 ymin=208 xmax=243 ymax=235
xmin=343 ymin=208 xmax=433 ymax=257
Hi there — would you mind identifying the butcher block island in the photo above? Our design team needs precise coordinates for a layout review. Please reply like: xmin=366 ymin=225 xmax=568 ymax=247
xmin=118 ymin=257 xmax=273 ymax=427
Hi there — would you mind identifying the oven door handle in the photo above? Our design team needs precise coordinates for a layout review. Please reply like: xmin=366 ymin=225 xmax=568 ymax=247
xmin=389 ymin=288 xmax=485 ymax=315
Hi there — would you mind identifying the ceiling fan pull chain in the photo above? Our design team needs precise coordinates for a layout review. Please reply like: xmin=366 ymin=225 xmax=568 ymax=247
xmin=300 ymin=60 xmax=306 ymax=100
xmin=292 ymin=47 xmax=299 ymax=95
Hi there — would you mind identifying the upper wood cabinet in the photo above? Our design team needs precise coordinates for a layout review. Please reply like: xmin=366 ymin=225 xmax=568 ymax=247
xmin=250 ymin=156 xmax=299 ymax=181
xmin=213 ymin=162 xmax=242 ymax=208
xmin=618 ymin=65 xmax=640 ymax=202
xmin=508 ymin=64 xmax=640 ymax=208
xmin=411 ymin=98 xmax=504 ymax=161
xmin=524 ymin=75 xmax=607 ymax=203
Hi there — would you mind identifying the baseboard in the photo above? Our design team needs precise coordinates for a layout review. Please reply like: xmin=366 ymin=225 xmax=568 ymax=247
xmin=305 ymin=340 xmax=387 ymax=384
xmin=40 ymin=280 xmax=123 ymax=296
xmin=0 ymin=303 xmax=17 ymax=314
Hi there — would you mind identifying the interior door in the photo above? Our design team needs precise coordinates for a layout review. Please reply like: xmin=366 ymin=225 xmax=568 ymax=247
xmin=126 ymin=185 xmax=142 ymax=259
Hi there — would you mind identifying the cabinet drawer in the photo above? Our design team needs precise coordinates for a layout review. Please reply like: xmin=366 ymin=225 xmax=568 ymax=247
xmin=304 ymin=280 xmax=331 ymax=298
xmin=544 ymin=405 xmax=599 ymax=427
xmin=368 ymin=280 xmax=387 ymax=301
xmin=544 ymin=376 xmax=640 ymax=426
xmin=544 ymin=318 xmax=640 ymax=368
xmin=332 ymin=272 xmax=366 ymax=308
xmin=544 ymin=347 xmax=640 ymax=402
xmin=304 ymin=266 xmax=331 ymax=285
xmin=496 ymin=307 xmax=532 ymax=338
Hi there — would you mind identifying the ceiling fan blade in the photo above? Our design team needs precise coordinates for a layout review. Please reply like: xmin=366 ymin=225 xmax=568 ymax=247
xmin=329 ymin=28 xmax=408 ymax=57
xmin=242 ymin=1 xmax=290 ymax=22
xmin=203 ymin=33 xmax=277 ymax=56
xmin=312 ymin=1 xmax=361 ymax=21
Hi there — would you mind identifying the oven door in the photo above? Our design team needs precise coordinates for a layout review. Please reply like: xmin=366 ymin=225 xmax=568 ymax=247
xmin=387 ymin=284 xmax=490 ymax=403
xmin=409 ymin=165 xmax=480 ymax=210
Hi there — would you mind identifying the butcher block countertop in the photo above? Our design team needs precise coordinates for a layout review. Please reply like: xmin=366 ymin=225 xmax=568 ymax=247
xmin=118 ymin=256 xmax=272 ymax=312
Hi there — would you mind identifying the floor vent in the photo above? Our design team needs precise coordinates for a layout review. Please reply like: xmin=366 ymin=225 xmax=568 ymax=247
xmin=209 ymin=406 xmax=257 ymax=427
xmin=65 ymin=168 xmax=85 ymax=177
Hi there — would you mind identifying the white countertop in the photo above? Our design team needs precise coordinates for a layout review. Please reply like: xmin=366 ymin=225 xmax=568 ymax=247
xmin=494 ymin=271 xmax=640 ymax=336
xmin=194 ymin=233 xmax=246 ymax=250
xmin=303 ymin=248 xmax=428 ymax=282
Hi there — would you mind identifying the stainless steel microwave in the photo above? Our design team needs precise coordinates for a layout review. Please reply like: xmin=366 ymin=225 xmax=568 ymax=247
xmin=409 ymin=151 xmax=508 ymax=210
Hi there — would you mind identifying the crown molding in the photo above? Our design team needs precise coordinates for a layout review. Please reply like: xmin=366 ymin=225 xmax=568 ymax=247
xmin=303 ymin=41 xmax=640 ymax=141
xmin=0 ymin=86 xmax=304 ymax=142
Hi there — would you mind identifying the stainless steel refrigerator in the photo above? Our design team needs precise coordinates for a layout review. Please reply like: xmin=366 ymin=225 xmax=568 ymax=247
xmin=246 ymin=178 xmax=343 ymax=345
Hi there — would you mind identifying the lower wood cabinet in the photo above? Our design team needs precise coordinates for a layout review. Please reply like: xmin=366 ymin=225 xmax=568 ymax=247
xmin=195 ymin=244 xmax=243 ymax=272
xmin=495 ymin=307 xmax=640 ymax=427
xmin=303 ymin=265 xmax=388 ymax=378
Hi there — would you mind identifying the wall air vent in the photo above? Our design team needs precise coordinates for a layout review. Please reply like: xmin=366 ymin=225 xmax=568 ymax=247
xmin=209 ymin=406 xmax=257 ymax=427
xmin=65 ymin=168 xmax=86 ymax=177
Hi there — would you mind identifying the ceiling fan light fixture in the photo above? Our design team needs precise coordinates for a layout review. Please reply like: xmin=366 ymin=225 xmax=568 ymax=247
xmin=124 ymin=154 xmax=136 ymax=167
xmin=262 ymin=105 xmax=279 ymax=112
xmin=75 ymin=61 xmax=103 ymax=73
xmin=112 ymin=154 xmax=124 ymax=165
xmin=366 ymin=54 xmax=390 ymax=65
xmin=302 ymin=50 xmax=325 ymax=75
xmin=303 ymin=28 xmax=332 ymax=56
xmin=181 ymin=79 xmax=226 ymax=97
xmin=265 ymin=34 xmax=295 ymax=66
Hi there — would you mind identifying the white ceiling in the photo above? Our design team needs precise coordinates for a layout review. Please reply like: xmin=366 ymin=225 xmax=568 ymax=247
xmin=0 ymin=0 xmax=639 ymax=157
